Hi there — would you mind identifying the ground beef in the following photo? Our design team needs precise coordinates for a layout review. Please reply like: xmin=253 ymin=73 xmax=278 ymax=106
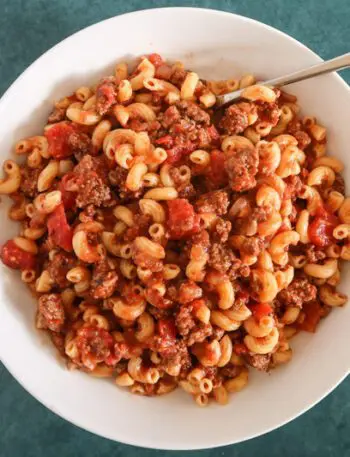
xmin=76 ymin=176 xmax=112 ymax=208
xmin=169 ymin=67 xmax=187 ymax=87
xmin=75 ymin=326 xmax=114 ymax=369
xmin=245 ymin=353 xmax=271 ymax=371
xmin=176 ymin=100 xmax=210 ymax=125
xmin=162 ymin=105 xmax=181 ymax=128
xmin=212 ymin=219 xmax=232 ymax=243
xmin=178 ymin=183 xmax=197 ymax=199
xmin=220 ymin=364 xmax=240 ymax=378
xmin=286 ymin=118 xmax=302 ymax=135
xmin=305 ymin=245 xmax=327 ymax=263
xmin=197 ymin=127 xmax=212 ymax=149
xmin=178 ymin=280 xmax=202 ymax=304
xmin=241 ymin=237 xmax=264 ymax=257
xmin=74 ymin=154 xmax=109 ymax=180
xmin=284 ymin=175 xmax=303 ymax=200
xmin=218 ymin=104 xmax=249 ymax=135
xmin=227 ymin=258 xmax=244 ymax=281
xmin=224 ymin=146 xmax=259 ymax=192
xmin=195 ymin=190 xmax=229 ymax=215
xmin=251 ymin=206 xmax=270 ymax=223
xmin=160 ymin=340 xmax=192 ymax=375
xmin=191 ymin=229 xmax=210 ymax=248
xmin=67 ymin=131 xmax=93 ymax=161
xmin=277 ymin=277 xmax=317 ymax=308
xmin=109 ymin=167 xmax=127 ymax=189
xmin=113 ymin=342 xmax=135 ymax=364
xmin=37 ymin=293 xmax=65 ymax=332
xmin=73 ymin=155 xmax=112 ymax=208
xmin=175 ymin=304 xmax=196 ymax=336
xmin=208 ymin=243 xmax=236 ymax=273
xmin=129 ymin=119 xmax=161 ymax=134
xmin=90 ymin=259 xmax=118 ymax=300
xmin=123 ymin=214 xmax=152 ymax=241
xmin=148 ymin=306 xmax=173 ymax=320
xmin=294 ymin=130 xmax=311 ymax=150
xmin=186 ymin=323 xmax=212 ymax=346
xmin=287 ymin=119 xmax=311 ymax=151
xmin=212 ymin=326 xmax=225 ymax=340
xmin=203 ymin=366 xmax=219 ymax=380
xmin=166 ymin=285 xmax=178 ymax=302
xmin=108 ymin=168 xmax=141 ymax=202
xmin=333 ymin=174 xmax=345 ymax=195
xmin=48 ymin=107 xmax=66 ymax=124
xmin=20 ymin=166 xmax=42 ymax=198
xmin=46 ymin=251 xmax=76 ymax=289
xmin=79 ymin=204 xmax=97 ymax=223
xmin=95 ymin=79 xmax=117 ymax=115
xmin=257 ymin=102 xmax=280 ymax=126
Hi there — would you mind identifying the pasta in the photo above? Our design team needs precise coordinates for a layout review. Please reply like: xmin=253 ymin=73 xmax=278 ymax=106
xmin=1 ymin=53 xmax=349 ymax=407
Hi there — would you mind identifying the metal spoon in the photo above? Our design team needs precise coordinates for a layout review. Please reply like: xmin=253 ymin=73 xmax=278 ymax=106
xmin=216 ymin=52 xmax=350 ymax=107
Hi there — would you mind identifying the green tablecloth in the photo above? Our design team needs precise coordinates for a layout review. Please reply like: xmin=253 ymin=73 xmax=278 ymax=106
xmin=1 ymin=1 xmax=350 ymax=455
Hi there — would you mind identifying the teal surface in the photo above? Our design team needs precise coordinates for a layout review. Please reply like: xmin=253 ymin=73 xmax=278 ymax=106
xmin=1 ymin=0 xmax=350 ymax=455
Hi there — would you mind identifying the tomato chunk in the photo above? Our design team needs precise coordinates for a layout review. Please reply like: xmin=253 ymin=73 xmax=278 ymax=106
xmin=155 ymin=135 xmax=174 ymax=148
xmin=298 ymin=301 xmax=322 ymax=333
xmin=1 ymin=240 xmax=36 ymax=270
xmin=167 ymin=199 xmax=200 ymax=239
xmin=47 ymin=204 xmax=73 ymax=252
xmin=308 ymin=206 xmax=339 ymax=247
xmin=249 ymin=303 xmax=273 ymax=321
xmin=148 ymin=53 xmax=164 ymax=68
xmin=45 ymin=122 xmax=76 ymax=159
xmin=158 ymin=319 xmax=176 ymax=340
xmin=207 ymin=149 xmax=228 ymax=186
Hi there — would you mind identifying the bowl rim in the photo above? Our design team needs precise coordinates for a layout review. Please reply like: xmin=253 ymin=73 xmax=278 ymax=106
xmin=1 ymin=6 xmax=349 ymax=450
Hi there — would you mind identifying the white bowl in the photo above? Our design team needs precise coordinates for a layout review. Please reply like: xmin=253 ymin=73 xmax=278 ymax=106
xmin=0 ymin=7 xmax=349 ymax=450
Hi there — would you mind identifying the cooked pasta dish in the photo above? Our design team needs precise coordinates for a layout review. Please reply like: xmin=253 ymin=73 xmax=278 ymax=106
xmin=1 ymin=54 xmax=349 ymax=406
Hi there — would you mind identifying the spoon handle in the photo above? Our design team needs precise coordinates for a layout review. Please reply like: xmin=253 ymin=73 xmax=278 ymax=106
xmin=216 ymin=52 xmax=350 ymax=106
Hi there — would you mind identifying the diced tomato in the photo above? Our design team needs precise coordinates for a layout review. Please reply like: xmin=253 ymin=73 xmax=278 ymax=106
xmin=249 ymin=303 xmax=273 ymax=321
xmin=298 ymin=301 xmax=322 ymax=333
xmin=155 ymin=135 xmax=174 ymax=148
xmin=59 ymin=173 xmax=78 ymax=209
xmin=308 ymin=205 xmax=339 ymax=247
xmin=47 ymin=204 xmax=73 ymax=252
xmin=158 ymin=319 xmax=176 ymax=340
xmin=233 ymin=343 xmax=248 ymax=355
xmin=1 ymin=240 xmax=36 ymax=270
xmin=148 ymin=53 xmax=164 ymax=68
xmin=207 ymin=149 xmax=228 ymax=186
xmin=45 ymin=122 xmax=76 ymax=159
xmin=167 ymin=199 xmax=200 ymax=239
